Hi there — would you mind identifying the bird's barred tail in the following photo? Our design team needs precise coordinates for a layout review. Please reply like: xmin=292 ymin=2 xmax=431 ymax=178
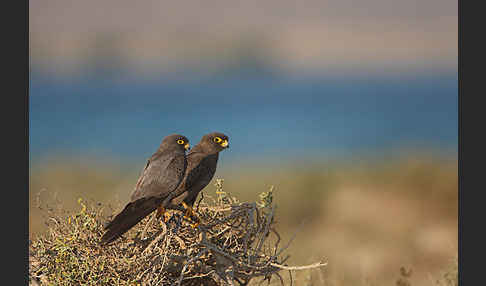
xmin=100 ymin=198 xmax=159 ymax=245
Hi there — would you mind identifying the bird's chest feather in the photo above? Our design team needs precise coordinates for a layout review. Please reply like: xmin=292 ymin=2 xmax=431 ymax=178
xmin=186 ymin=154 xmax=218 ymax=186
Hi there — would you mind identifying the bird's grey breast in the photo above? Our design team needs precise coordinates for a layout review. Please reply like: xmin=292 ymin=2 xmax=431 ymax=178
xmin=186 ymin=153 xmax=219 ymax=189
xmin=130 ymin=152 xmax=185 ymax=202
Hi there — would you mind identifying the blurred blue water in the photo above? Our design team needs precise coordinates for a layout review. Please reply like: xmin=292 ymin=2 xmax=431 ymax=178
xmin=29 ymin=72 xmax=458 ymax=165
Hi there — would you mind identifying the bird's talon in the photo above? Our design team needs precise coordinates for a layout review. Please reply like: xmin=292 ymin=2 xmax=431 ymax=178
xmin=163 ymin=212 xmax=172 ymax=223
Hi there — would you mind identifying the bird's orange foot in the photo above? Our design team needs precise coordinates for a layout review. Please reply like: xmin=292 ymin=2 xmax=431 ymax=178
xmin=163 ymin=211 xmax=172 ymax=223
xmin=182 ymin=202 xmax=200 ymax=228
xmin=186 ymin=215 xmax=200 ymax=228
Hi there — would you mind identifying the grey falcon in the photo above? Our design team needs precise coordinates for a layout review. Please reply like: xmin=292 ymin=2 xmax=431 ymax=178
xmin=100 ymin=134 xmax=190 ymax=245
xmin=166 ymin=132 xmax=229 ymax=225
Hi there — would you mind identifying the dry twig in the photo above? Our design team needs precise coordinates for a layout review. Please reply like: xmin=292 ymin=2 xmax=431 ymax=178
xmin=29 ymin=181 xmax=327 ymax=285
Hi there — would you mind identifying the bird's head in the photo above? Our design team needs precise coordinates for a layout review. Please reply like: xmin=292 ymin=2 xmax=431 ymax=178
xmin=199 ymin=132 xmax=229 ymax=153
xmin=160 ymin=134 xmax=190 ymax=152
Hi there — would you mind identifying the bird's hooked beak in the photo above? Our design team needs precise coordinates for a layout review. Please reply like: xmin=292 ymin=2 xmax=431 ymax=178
xmin=220 ymin=139 xmax=229 ymax=148
xmin=184 ymin=143 xmax=191 ymax=151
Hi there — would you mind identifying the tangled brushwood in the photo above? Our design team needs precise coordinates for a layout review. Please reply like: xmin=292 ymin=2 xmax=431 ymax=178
xmin=29 ymin=179 xmax=326 ymax=285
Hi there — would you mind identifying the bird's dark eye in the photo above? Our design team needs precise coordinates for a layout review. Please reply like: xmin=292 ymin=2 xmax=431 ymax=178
xmin=213 ymin=137 xmax=222 ymax=143
xmin=177 ymin=139 xmax=185 ymax=145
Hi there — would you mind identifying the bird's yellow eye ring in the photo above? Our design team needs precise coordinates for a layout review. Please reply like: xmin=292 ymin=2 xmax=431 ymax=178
xmin=213 ymin=137 xmax=223 ymax=143
xmin=177 ymin=139 xmax=185 ymax=145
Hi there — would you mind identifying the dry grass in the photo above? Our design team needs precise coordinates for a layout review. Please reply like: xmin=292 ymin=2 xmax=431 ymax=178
xmin=29 ymin=154 xmax=458 ymax=285
xmin=29 ymin=179 xmax=326 ymax=285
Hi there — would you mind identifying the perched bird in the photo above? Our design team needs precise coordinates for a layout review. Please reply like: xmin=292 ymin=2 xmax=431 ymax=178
xmin=167 ymin=132 xmax=229 ymax=224
xmin=100 ymin=134 xmax=190 ymax=245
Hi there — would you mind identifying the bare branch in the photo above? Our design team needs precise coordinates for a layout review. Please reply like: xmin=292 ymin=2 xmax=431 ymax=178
xmin=270 ymin=261 xmax=328 ymax=271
